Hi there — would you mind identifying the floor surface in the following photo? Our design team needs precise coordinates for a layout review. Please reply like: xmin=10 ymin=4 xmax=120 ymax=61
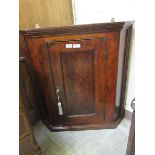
xmin=33 ymin=118 xmax=131 ymax=155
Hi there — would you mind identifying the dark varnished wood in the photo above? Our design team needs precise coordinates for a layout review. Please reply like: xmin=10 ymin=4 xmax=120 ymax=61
xmin=104 ymin=32 xmax=120 ymax=122
xmin=22 ymin=37 xmax=50 ymax=122
xmin=47 ymin=39 xmax=106 ymax=126
xmin=20 ymin=21 xmax=134 ymax=131
xmin=20 ymin=35 xmax=41 ymax=125
xmin=60 ymin=51 xmax=95 ymax=115
xmin=43 ymin=115 xmax=124 ymax=132
xmin=120 ymin=25 xmax=133 ymax=116
xmin=115 ymin=29 xmax=127 ymax=120
xmin=20 ymin=21 xmax=134 ymax=37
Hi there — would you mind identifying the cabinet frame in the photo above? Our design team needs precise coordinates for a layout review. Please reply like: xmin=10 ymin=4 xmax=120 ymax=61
xmin=20 ymin=21 xmax=134 ymax=131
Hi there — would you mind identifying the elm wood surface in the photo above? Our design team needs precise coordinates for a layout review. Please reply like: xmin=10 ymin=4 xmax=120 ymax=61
xmin=47 ymin=39 xmax=106 ymax=126
xmin=20 ymin=21 xmax=134 ymax=131
xmin=20 ymin=35 xmax=40 ymax=125
xmin=20 ymin=35 xmax=47 ymax=122
xmin=120 ymin=26 xmax=133 ymax=116
xmin=20 ymin=21 xmax=133 ymax=36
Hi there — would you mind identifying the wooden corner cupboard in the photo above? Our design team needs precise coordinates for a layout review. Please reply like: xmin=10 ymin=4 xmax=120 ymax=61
xmin=20 ymin=21 xmax=134 ymax=131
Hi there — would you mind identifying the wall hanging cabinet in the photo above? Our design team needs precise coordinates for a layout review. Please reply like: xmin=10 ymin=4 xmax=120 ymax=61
xmin=20 ymin=21 xmax=134 ymax=131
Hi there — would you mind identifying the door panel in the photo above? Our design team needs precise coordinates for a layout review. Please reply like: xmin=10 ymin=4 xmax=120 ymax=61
xmin=60 ymin=51 xmax=95 ymax=116
xmin=48 ymin=39 xmax=107 ymax=125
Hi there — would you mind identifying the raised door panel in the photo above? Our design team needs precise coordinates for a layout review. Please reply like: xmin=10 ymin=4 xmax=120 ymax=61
xmin=60 ymin=50 xmax=95 ymax=116
xmin=47 ymin=39 xmax=107 ymax=126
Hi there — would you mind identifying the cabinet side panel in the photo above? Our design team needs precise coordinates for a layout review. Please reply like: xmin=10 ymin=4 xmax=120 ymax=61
xmin=120 ymin=26 xmax=133 ymax=115
xmin=105 ymin=32 xmax=119 ymax=122
xmin=115 ymin=29 xmax=127 ymax=119
xmin=20 ymin=35 xmax=42 ymax=121
xmin=24 ymin=38 xmax=53 ymax=122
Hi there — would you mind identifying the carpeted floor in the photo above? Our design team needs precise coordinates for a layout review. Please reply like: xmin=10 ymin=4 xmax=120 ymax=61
xmin=33 ymin=118 xmax=131 ymax=155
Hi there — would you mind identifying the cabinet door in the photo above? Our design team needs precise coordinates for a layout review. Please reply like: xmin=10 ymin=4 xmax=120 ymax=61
xmin=48 ymin=39 xmax=107 ymax=126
